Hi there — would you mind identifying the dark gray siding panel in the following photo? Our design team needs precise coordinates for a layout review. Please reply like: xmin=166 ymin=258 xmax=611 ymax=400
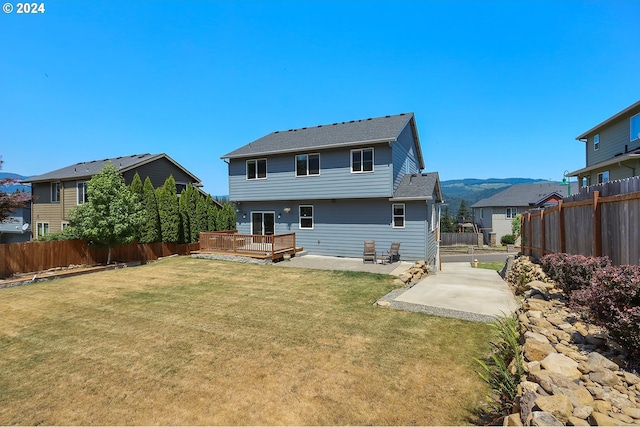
xmin=587 ymin=117 xmax=631 ymax=167
xmin=392 ymin=124 xmax=419 ymax=191
xmin=122 ymin=158 xmax=197 ymax=188
xmin=229 ymin=145 xmax=393 ymax=201
xmin=236 ymin=199 xmax=431 ymax=261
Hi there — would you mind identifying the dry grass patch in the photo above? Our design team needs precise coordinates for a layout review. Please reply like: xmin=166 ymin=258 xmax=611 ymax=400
xmin=0 ymin=256 xmax=492 ymax=425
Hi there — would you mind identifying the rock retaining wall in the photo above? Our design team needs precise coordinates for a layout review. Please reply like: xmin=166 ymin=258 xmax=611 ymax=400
xmin=505 ymin=279 xmax=640 ymax=426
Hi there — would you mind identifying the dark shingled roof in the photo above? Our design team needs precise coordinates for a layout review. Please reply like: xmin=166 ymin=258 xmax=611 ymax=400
xmin=471 ymin=182 xmax=579 ymax=208
xmin=222 ymin=113 xmax=424 ymax=168
xmin=392 ymin=173 xmax=443 ymax=202
xmin=22 ymin=153 xmax=201 ymax=184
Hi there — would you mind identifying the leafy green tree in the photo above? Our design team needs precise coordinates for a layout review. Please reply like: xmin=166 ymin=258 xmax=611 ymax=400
xmin=179 ymin=186 xmax=191 ymax=243
xmin=206 ymin=194 xmax=217 ymax=231
xmin=157 ymin=175 xmax=180 ymax=243
xmin=187 ymin=184 xmax=200 ymax=243
xmin=129 ymin=172 xmax=144 ymax=240
xmin=140 ymin=177 xmax=161 ymax=243
xmin=511 ymin=214 xmax=522 ymax=240
xmin=195 ymin=192 xmax=208 ymax=240
xmin=440 ymin=205 xmax=456 ymax=233
xmin=67 ymin=163 xmax=143 ymax=264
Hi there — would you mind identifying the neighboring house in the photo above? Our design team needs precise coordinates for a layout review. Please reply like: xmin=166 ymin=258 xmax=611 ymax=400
xmin=221 ymin=113 xmax=444 ymax=267
xmin=568 ymin=100 xmax=640 ymax=186
xmin=22 ymin=153 xmax=202 ymax=239
xmin=472 ymin=182 xmax=578 ymax=244
xmin=0 ymin=173 xmax=31 ymax=243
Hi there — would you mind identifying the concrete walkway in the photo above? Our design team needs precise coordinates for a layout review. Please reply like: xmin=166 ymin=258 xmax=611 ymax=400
xmin=275 ymin=255 xmax=520 ymax=322
xmin=392 ymin=262 xmax=520 ymax=321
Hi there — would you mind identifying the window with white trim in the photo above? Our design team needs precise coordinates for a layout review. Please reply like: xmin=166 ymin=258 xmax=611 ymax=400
xmin=594 ymin=134 xmax=599 ymax=151
xmin=431 ymin=204 xmax=436 ymax=231
xmin=392 ymin=203 xmax=405 ymax=228
xmin=51 ymin=182 xmax=60 ymax=203
xmin=247 ymin=159 xmax=267 ymax=180
xmin=351 ymin=148 xmax=374 ymax=173
xmin=77 ymin=182 xmax=88 ymax=204
xmin=597 ymin=171 xmax=610 ymax=184
xmin=36 ymin=222 xmax=49 ymax=239
xmin=61 ymin=221 xmax=70 ymax=230
xmin=296 ymin=153 xmax=320 ymax=176
xmin=299 ymin=205 xmax=313 ymax=229
xmin=631 ymin=113 xmax=640 ymax=142
xmin=506 ymin=207 xmax=518 ymax=219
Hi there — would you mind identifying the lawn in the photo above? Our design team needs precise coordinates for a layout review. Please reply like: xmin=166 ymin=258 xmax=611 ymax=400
xmin=0 ymin=256 xmax=492 ymax=425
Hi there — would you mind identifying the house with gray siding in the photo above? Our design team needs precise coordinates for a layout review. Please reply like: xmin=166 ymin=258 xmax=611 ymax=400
xmin=568 ymin=100 xmax=640 ymax=185
xmin=221 ymin=113 xmax=444 ymax=267
xmin=22 ymin=153 xmax=203 ymax=239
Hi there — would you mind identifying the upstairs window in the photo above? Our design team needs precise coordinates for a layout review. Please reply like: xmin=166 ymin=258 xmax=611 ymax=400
xmin=597 ymin=171 xmax=610 ymax=184
xmin=296 ymin=154 xmax=320 ymax=176
xmin=51 ymin=182 xmax=60 ymax=203
xmin=247 ymin=159 xmax=267 ymax=180
xmin=351 ymin=148 xmax=374 ymax=173
xmin=506 ymin=207 xmax=518 ymax=219
xmin=594 ymin=134 xmax=600 ymax=151
xmin=77 ymin=182 xmax=88 ymax=204
xmin=631 ymin=113 xmax=640 ymax=142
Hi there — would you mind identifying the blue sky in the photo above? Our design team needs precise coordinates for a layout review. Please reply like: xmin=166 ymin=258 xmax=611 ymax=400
xmin=1 ymin=0 xmax=639 ymax=196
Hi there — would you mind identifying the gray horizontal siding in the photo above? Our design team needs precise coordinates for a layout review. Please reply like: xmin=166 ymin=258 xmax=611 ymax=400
xmin=229 ymin=145 xmax=393 ymax=201
xmin=236 ymin=199 xmax=432 ymax=261
xmin=587 ymin=116 xmax=635 ymax=167
xmin=392 ymin=124 xmax=419 ymax=191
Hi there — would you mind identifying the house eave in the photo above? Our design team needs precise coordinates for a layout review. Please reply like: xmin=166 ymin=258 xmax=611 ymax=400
xmin=388 ymin=196 xmax=433 ymax=202
xmin=575 ymin=100 xmax=640 ymax=141
xmin=566 ymin=153 xmax=640 ymax=176
xmin=221 ymin=138 xmax=395 ymax=160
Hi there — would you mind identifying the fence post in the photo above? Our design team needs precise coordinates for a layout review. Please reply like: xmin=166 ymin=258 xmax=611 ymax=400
xmin=540 ymin=208 xmax=545 ymax=258
xmin=593 ymin=190 xmax=602 ymax=257
xmin=558 ymin=199 xmax=566 ymax=254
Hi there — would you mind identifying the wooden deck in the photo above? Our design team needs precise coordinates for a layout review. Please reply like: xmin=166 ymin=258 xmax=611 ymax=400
xmin=196 ymin=231 xmax=298 ymax=261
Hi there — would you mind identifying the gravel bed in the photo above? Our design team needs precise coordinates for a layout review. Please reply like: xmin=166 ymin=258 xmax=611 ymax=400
xmin=375 ymin=288 xmax=499 ymax=323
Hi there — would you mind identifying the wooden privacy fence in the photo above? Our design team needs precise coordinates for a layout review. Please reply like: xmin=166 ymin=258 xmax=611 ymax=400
xmin=440 ymin=232 xmax=483 ymax=247
xmin=0 ymin=239 xmax=200 ymax=278
xmin=521 ymin=176 xmax=640 ymax=266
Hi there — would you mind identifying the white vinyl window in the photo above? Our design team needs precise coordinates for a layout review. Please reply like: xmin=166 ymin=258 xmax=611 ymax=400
xmin=61 ymin=221 xmax=70 ymax=230
xmin=299 ymin=205 xmax=313 ymax=229
xmin=506 ymin=207 xmax=518 ymax=219
xmin=247 ymin=159 xmax=267 ymax=180
xmin=392 ymin=203 xmax=405 ymax=228
xmin=351 ymin=148 xmax=374 ymax=173
xmin=296 ymin=154 xmax=320 ymax=176
xmin=77 ymin=182 xmax=88 ymax=204
xmin=51 ymin=182 xmax=60 ymax=203
xmin=631 ymin=113 xmax=640 ymax=142
xmin=36 ymin=222 xmax=49 ymax=238
xmin=594 ymin=134 xmax=599 ymax=151
xmin=597 ymin=171 xmax=610 ymax=184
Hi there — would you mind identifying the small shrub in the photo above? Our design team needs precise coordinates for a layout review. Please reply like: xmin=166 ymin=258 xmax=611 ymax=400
xmin=500 ymin=234 xmax=516 ymax=245
xmin=571 ymin=265 xmax=640 ymax=359
xmin=476 ymin=313 xmax=524 ymax=416
xmin=541 ymin=253 xmax=611 ymax=295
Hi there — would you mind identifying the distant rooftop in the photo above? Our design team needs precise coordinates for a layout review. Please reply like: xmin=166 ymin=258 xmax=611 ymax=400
xmin=471 ymin=182 xmax=579 ymax=208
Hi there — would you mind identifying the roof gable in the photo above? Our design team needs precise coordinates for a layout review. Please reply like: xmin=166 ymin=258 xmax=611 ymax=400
xmin=576 ymin=100 xmax=640 ymax=140
xmin=222 ymin=112 xmax=425 ymax=168
xmin=392 ymin=172 xmax=443 ymax=202
xmin=23 ymin=153 xmax=201 ymax=185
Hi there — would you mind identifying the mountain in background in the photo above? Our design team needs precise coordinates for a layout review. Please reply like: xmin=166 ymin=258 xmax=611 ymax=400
xmin=441 ymin=178 xmax=553 ymax=213
xmin=0 ymin=172 xmax=31 ymax=194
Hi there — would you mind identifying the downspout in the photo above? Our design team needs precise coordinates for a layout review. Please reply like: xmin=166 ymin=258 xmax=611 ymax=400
xmin=618 ymin=160 xmax=636 ymax=176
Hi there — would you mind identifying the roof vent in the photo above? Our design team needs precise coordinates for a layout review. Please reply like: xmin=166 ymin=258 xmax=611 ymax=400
xmin=367 ymin=118 xmax=372 ymax=120
xmin=317 ymin=125 xmax=322 ymax=127
xmin=302 ymin=127 xmax=307 ymax=130
xmin=274 ymin=131 xmax=279 ymax=134
xmin=385 ymin=115 xmax=391 ymax=118
xmin=333 ymin=123 xmax=338 ymax=125
xmin=349 ymin=120 xmax=355 ymax=123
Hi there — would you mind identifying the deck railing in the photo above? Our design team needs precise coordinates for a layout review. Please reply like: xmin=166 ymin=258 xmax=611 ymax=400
xmin=199 ymin=231 xmax=296 ymax=259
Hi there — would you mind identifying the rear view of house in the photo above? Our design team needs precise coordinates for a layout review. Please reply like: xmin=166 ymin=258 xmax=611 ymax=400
xmin=221 ymin=113 xmax=443 ymax=268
